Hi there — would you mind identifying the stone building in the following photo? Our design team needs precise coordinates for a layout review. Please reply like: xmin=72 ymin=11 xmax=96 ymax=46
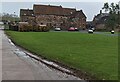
xmin=20 ymin=4 xmax=87 ymax=30
xmin=92 ymin=10 xmax=109 ymax=30
xmin=20 ymin=9 xmax=34 ymax=22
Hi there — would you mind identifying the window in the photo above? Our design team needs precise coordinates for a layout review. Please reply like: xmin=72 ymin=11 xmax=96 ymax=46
xmin=23 ymin=13 xmax=26 ymax=15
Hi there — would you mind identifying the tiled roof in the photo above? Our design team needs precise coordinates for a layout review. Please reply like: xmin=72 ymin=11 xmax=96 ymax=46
xmin=94 ymin=13 xmax=109 ymax=20
xmin=93 ymin=13 xmax=109 ymax=24
xmin=70 ymin=10 xmax=86 ymax=18
xmin=33 ymin=4 xmax=76 ymax=16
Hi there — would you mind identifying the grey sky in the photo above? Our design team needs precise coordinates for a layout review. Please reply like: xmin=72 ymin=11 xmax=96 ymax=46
xmin=0 ymin=2 xmax=114 ymax=21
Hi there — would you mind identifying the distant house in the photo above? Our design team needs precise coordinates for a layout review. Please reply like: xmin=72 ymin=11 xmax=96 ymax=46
xmin=86 ymin=21 xmax=93 ymax=29
xmin=20 ymin=9 xmax=34 ymax=22
xmin=92 ymin=10 xmax=109 ymax=30
xmin=20 ymin=4 xmax=87 ymax=30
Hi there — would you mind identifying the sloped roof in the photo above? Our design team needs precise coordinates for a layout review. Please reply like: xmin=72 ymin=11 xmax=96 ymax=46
xmin=93 ymin=13 xmax=109 ymax=21
xmin=70 ymin=10 xmax=86 ymax=18
xmin=33 ymin=4 xmax=76 ymax=16
xmin=93 ymin=13 xmax=109 ymax=24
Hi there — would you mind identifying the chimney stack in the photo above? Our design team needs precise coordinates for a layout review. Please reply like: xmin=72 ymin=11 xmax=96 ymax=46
xmin=100 ymin=10 xmax=102 ymax=14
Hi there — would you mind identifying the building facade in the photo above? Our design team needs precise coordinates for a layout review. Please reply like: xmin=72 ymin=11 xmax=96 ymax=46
xmin=92 ymin=10 xmax=109 ymax=30
xmin=20 ymin=4 xmax=87 ymax=30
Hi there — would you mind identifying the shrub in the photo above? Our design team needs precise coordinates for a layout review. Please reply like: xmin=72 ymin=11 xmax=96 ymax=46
xmin=38 ymin=26 xmax=43 ymax=32
xmin=18 ymin=22 xmax=50 ymax=32
xmin=18 ymin=22 xmax=29 ymax=32
xmin=33 ymin=26 xmax=39 ymax=32
xmin=28 ymin=25 xmax=33 ymax=31
xmin=42 ymin=26 xmax=50 ymax=32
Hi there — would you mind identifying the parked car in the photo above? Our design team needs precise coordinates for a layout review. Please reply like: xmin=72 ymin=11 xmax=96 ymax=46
xmin=111 ymin=30 xmax=114 ymax=34
xmin=55 ymin=27 xmax=61 ymax=31
xmin=68 ymin=27 xmax=75 ymax=31
xmin=75 ymin=27 xmax=79 ymax=31
xmin=68 ymin=27 xmax=79 ymax=31
xmin=91 ymin=28 xmax=95 ymax=31
xmin=88 ymin=29 xmax=93 ymax=33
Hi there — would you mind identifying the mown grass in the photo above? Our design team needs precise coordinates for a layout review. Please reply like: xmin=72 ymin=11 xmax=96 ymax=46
xmin=6 ymin=31 xmax=118 ymax=80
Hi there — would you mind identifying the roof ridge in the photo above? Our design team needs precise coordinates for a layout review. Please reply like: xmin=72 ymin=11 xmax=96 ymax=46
xmin=34 ymin=4 xmax=77 ymax=10
xmin=34 ymin=4 xmax=62 ymax=8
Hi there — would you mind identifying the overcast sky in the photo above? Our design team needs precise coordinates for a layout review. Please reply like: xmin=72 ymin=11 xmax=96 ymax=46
xmin=1 ymin=1 xmax=120 ymax=21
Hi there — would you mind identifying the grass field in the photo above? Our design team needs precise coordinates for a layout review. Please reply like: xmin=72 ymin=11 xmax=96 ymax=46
xmin=6 ymin=31 xmax=118 ymax=80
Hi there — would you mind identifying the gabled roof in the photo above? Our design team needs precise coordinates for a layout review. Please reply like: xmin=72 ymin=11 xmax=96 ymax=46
xmin=70 ymin=10 xmax=86 ymax=18
xmin=93 ymin=13 xmax=109 ymax=21
xmin=93 ymin=13 xmax=109 ymax=24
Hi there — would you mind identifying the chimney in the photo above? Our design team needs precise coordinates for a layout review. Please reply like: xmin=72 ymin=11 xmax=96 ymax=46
xmin=60 ymin=5 xmax=62 ymax=7
xmin=100 ymin=10 xmax=102 ymax=14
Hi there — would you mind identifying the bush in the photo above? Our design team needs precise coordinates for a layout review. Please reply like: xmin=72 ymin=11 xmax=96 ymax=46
xmin=18 ymin=22 xmax=50 ymax=32
xmin=28 ymin=25 xmax=33 ymax=31
xmin=18 ymin=22 xmax=29 ymax=32
xmin=13 ymin=25 xmax=18 ymax=31
xmin=4 ymin=24 xmax=9 ymax=30
xmin=33 ymin=26 xmax=39 ymax=32
xmin=38 ymin=26 xmax=43 ymax=32
xmin=42 ymin=26 xmax=50 ymax=32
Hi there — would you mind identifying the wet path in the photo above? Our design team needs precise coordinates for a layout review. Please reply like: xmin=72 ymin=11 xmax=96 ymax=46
xmin=1 ymin=29 xmax=80 ymax=80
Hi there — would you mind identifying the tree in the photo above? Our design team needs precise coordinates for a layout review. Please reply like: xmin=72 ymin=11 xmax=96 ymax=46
xmin=105 ymin=14 xmax=117 ymax=30
xmin=102 ymin=3 xmax=109 ymax=12
xmin=2 ymin=13 xmax=20 ymax=23
xmin=102 ymin=2 xmax=120 ymax=30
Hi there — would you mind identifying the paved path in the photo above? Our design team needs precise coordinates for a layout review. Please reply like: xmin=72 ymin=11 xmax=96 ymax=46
xmin=0 ymin=28 xmax=2 ymax=82
xmin=1 ymin=29 xmax=80 ymax=80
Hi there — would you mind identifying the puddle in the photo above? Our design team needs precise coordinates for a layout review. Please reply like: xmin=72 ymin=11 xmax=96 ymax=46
xmin=8 ymin=39 xmax=15 ymax=46
xmin=14 ymin=49 xmax=29 ymax=58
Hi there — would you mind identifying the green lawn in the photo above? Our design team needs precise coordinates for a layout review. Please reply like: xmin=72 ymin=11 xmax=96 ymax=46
xmin=6 ymin=31 xmax=118 ymax=80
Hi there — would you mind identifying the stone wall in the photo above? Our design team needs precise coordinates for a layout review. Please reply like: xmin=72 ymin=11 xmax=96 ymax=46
xmin=35 ymin=15 xmax=69 ymax=30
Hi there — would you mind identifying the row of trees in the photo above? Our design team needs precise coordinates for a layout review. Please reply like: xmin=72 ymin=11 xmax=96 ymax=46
xmin=102 ymin=2 xmax=120 ymax=30
xmin=1 ymin=13 xmax=20 ymax=23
